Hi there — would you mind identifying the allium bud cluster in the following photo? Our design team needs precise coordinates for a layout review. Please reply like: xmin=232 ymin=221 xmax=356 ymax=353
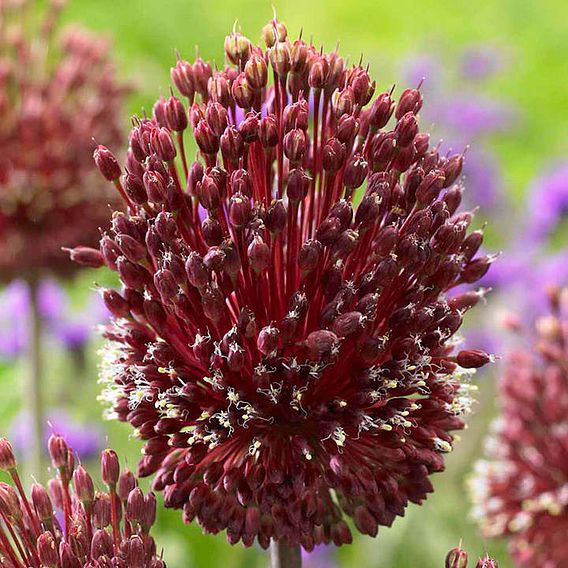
xmin=0 ymin=0 xmax=127 ymax=280
xmin=0 ymin=435 xmax=165 ymax=568
xmin=76 ymin=18 xmax=492 ymax=550
xmin=471 ymin=287 xmax=568 ymax=567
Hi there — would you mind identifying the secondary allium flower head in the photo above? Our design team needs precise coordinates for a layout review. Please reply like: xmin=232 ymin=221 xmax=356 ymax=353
xmin=0 ymin=0 xmax=127 ymax=281
xmin=471 ymin=287 xmax=568 ymax=567
xmin=0 ymin=435 xmax=165 ymax=567
xmin=75 ymin=18 xmax=493 ymax=550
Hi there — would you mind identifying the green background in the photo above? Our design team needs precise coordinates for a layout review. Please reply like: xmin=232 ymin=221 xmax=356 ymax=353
xmin=2 ymin=0 xmax=568 ymax=566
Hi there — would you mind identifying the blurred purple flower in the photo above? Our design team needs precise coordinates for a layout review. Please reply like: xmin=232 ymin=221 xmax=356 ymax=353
xmin=0 ymin=279 xmax=107 ymax=360
xmin=10 ymin=410 xmax=103 ymax=461
xmin=302 ymin=545 xmax=337 ymax=568
xmin=459 ymin=45 xmax=505 ymax=81
xmin=523 ymin=162 xmax=568 ymax=245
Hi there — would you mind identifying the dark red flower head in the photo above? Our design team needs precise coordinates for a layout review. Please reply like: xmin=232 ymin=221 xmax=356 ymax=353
xmin=472 ymin=287 xmax=568 ymax=567
xmin=0 ymin=434 xmax=165 ymax=568
xmin=78 ymin=18 xmax=492 ymax=551
xmin=0 ymin=0 xmax=128 ymax=281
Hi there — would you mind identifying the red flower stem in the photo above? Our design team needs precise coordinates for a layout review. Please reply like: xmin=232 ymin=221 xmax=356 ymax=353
xmin=10 ymin=470 xmax=41 ymax=537
xmin=0 ymin=523 xmax=25 ymax=568
xmin=270 ymin=541 xmax=302 ymax=568
xmin=110 ymin=488 xmax=121 ymax=551
xmin=176 ymin=131 xmax=189 ymax=179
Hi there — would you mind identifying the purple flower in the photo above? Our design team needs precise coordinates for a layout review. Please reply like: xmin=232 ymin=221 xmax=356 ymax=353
xmin=523 ymin=162 xmax=568 ymax=245
xmin=459 ymin=45 xmax=505 ymax=81
xmin=10 ymin=410 xmax=103 ymax=461
xmin=302 ymin=545 xmax=337 ymax=568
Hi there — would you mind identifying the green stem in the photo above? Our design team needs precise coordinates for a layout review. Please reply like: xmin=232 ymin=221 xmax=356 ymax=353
xmin=270 ymin=541 xmax=302 ymax=568
xmin=26 ymin=277 xmax=45 ymax=480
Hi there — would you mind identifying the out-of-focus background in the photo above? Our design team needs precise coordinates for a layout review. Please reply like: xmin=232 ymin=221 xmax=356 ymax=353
xmin=1 ymin=0 xmax=567 ymax=566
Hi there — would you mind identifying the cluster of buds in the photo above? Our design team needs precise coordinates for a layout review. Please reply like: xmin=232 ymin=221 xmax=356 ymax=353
xmin=446 ymin=544 xmax=498 ymax=567
xmin=471 ymin=287 xmax=568 ymax=567
xmin=0 ymin=435 xmax=165 ymax=568
xmin=0 ymin=0 xmax=127 ymax=280
xmin=77 ymin=17 xmax=492 ymax=550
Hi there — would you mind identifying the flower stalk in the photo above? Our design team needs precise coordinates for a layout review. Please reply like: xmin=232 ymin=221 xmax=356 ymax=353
xmin=270 ymin=541 xmax=302 ymax=568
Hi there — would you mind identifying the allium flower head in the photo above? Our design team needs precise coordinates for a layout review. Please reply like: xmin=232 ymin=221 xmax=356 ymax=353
xmin=471 ymin=287 xmax=568 ymax=567
xmin=0 ymin=0 xmax=127 ymax=280
xmin=76 ymin=18 xmax=492 ymax=550
xmin=0 ymin=435 xmax=165 ymax=567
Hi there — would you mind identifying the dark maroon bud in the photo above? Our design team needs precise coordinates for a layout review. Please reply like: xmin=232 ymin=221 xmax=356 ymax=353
xmin=283 ymin=98 xmax=309 ymax=132
xmin=37 ymin=531 xmax=59 ymax=567
xmin=220 ymin=125 xmax=244 ymax=163
xmin=268 ymin=41 xmax=291 ymax=77
xmin=332 ymin=311 xmax=363 ymax=337
xmin=298 ymin=239 xmax=322 ymax=272
xmin=370 ymin=131 xmax=397 ymax=171
xmin=73 ymin=465 xmax=94 ymax=504
xmin=308 ymin=55 xmax=329 ymax=89
xmin=193 ymin=333 xmax=213 ymax=364
xmin=31 ymin=484 xmax=52 ymax=521
xmin=414 ymin=132 xmax=430 ymax=157
xmin=244 ymin=52 xmax=268 ymax=89
xmin=203 ymin=246 xmax=226 ymax=271
xmin=0 ymin=439 xmax=16 ymax=471
xmin=152 ymin=96 xmax=168 ymax=127
xmin=101 ymin=449 xmax=120 ymax=487
xmin=124 ymin=171 xmax=147 ymax=205
xmin=171 ymin=57 xmax=195 ymax=99
xmin=257 ymin=325 xmax=279 ymax=354
xmin=306 ymin=330 xmax=338 ymax=357
xmin=283 ymin=128 xmax=306 ymax=164
xmin=197 ymin=174 xmax=221 ymax=210
xmin=208 ymin=72 xmax=232 ymax=107
xmin=239 ymin=111 xmax=260 ymax=143
xmin=154 ymin=269 xmax=179 ymax=302
xmin=142 ymin=171 xmax=166 ymax=203
xmin=48 ymin=434 xmax=69 ymax=469
xmin=103 ymin=289 xmax=131 ymax=318
xmin=350 ymin=68 xmax=375 ymax=106
xmin=144 ymin=298 xmax=167 ymax=330
xmin=202 ymin=286 xmax=225 ymax=322
xmin=165 ymin=95 xmax=188 ymax=132
xmin=336 ymin=114 xmax=359 ymax=144
xmin=118 ymin=469 xmax=137 ymax=502
xmin=457 ymin=349 xmax=492 ymax=369
xmin=116 ymin=234 xmax=146 ymax=264
xmin=231 ymin=72 xmax=254 ymax=108
xmin=322 ymin=138 xmax=346 ymax=172
xmin=395 ymin=87 xmax=423 ymax=119
xmin=66 ymin=246 xmax=104 ymax=268
xmin=189 ymin=103 xmax=205 ymax=129
xmin=368 ymin=91 xmax=395 ymax=129
xmin=117 ymin=257 xmax=148 ymax=289
xmin=461 ymin=230 xmax=484 ymax=261
xmin=229 ymin=193 xmax=251 ymax=228
xmin=329 ymin=199 xmax=353 ymax=231
xmin=194 ymin=120 xmax=219 ymax=155
xmin=443 ymin=153 xmax=465 ymax=187
xmin=317 ymin=216 xmax=342 ymax=246
xmin=266 ymin=199 xmax=287 ymax=233
xmin=355 ymin=194 xmax=382 ymax=227
xmin=206 ymin=102 xmax=229 ymax=137
xmin=416 ymin=169 xmax=445 ymax=205
xmin=332 ymin=229 xmax=358 ymax=258
xmin=126 ymin=487 xmax=145 ymax=524
xmin=444 ymin=184 xmax=463 ymax=215
xmin=335 ymin=87 xmax=355 ymax=118
xmin=259 ymin=114 xmax=278 ymax=148
xmin=287 ymin=167 xmax=310 ymax=202
xmin=290 ymin=39 xmax=309 ymax=73
xmin=446 ymin=546 xmax=469 ymax=568
xmin=201 ymin=216 xmax=223 ymax=246
xmin=343 ymin=154 xmax=368 ymax=189
xmin=394 ymin=111 xmax=419 ymax=147
xmin=237 ymin=308 xmax=256 ymax=338
xmin=91 ymin=529 xmax=113 ymax=559
xmin=248 ymin=236 xmax=270 ymax=271
xmin=461 ymin=255 xmax=494 ymax=283
xmin=60 ymin=542 xmax=80 ymax=568
xmin=186 ymin=252 xmax=209 ymax=288
xmin=93 ymin=145 xmax=121 ymax=181
xmin=150 ymin=127 xmax=176 ymax=162
xmin=221 ymin=239 xmax=241 ymax=275
xmin=193 ymin=56 xmax=213 ymax=97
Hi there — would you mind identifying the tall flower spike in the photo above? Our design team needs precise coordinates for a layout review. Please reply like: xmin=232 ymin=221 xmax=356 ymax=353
xmin=0 ymin=0 xmax=128 ymax=280
xmin=0 ymin=434 xmax=166 ymax=568
xmin=471 ymin=287 xmax=568 ymax=567
xmin=76 ymin=17 xmax=492 ymax=554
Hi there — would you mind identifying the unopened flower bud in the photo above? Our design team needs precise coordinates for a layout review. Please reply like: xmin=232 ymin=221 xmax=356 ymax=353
xmin=94 ymin=145 xmax=121 ymax=181
xmin=101 ymin=449 xmax=120 ymax=487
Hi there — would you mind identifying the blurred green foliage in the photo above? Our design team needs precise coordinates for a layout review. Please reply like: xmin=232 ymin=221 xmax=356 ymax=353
xmin=2 ymin=0 xmax=568 ymax=566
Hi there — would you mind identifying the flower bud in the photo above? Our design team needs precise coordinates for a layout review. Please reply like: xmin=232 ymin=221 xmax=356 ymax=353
xmin=94 ymin=145 xmax=121 ymax=181
xmin=257 ymin=325 xmax=279 ymax=355
xmin=244 ymin=52 xmax=268 ymax=89
xmin=48 ymin=434 xmax=69 ymax=469
xmin=73 ymin=465 xmax=95 ymax=504
xmin=0 ymin=438 xmax=17 ymax=471
xmin=395 ymin=87 xmax=423 ymax=119
xmin=394 ymin=111 xmax=419 ymax=147
xmin=446 ymin=546 xmax=469 ymax=568
xmin=368 ymin=91 xmax=395 ymax=129
xmin=101 ymin=449 xmax=120 ymax=487
xmin=456 ymin=350 xmax=492 ymax=369
xmin=66 ymin=246 xmax=104 ymax=268
xmin=37 ymin=531 xmax=59 ymax=568
xmin=259 ymin=115 xmax=278 ymax=148
xmin=170 ymin=57 xmax=195 ymax=99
